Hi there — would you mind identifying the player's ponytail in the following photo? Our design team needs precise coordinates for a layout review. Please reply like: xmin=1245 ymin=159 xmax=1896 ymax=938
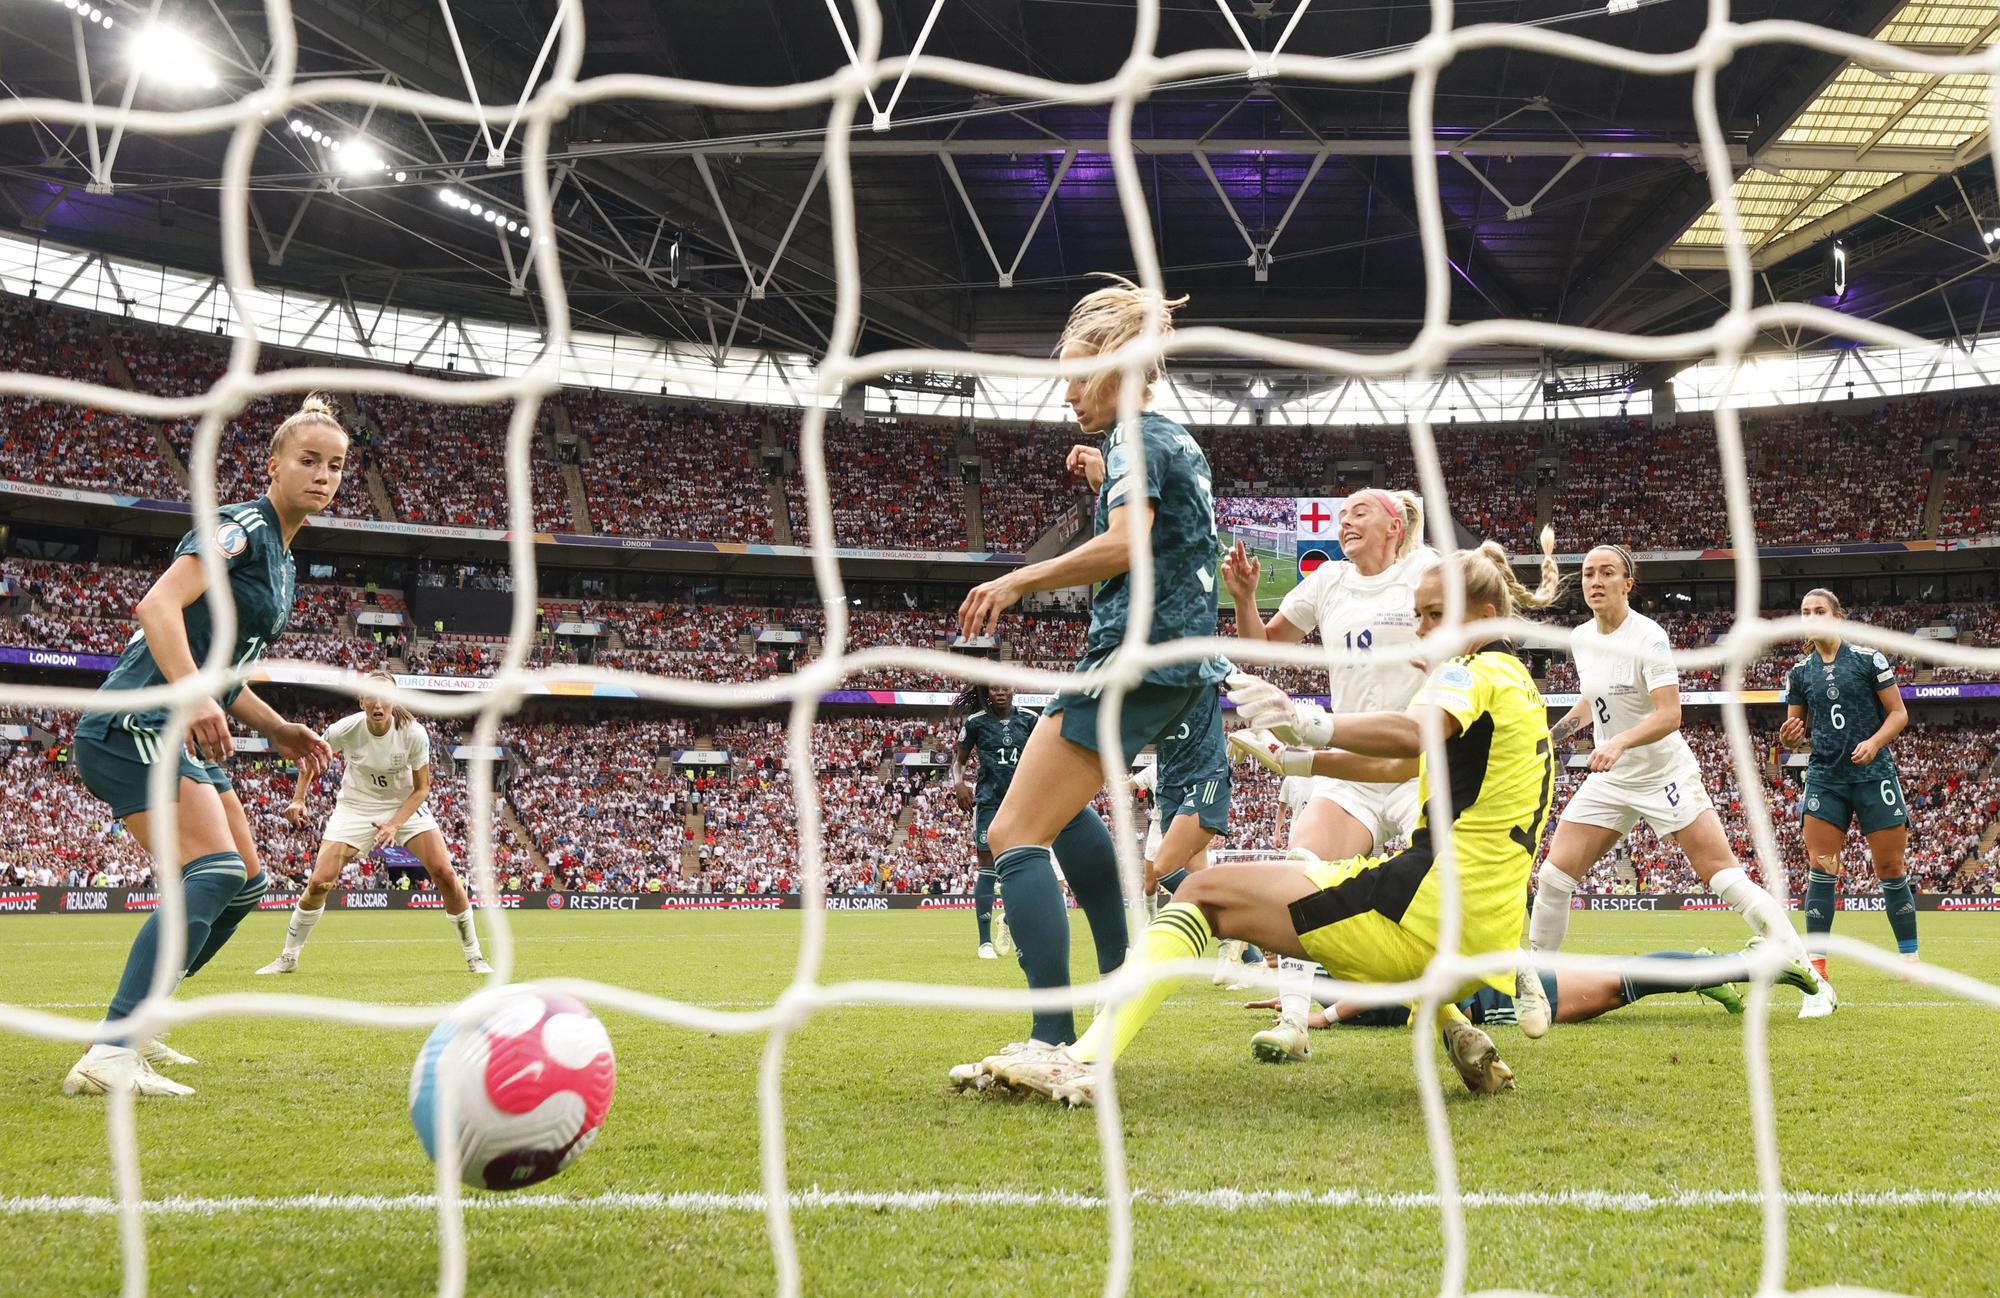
xmin=1386 ymin=489 xmax=1424 ymax=561
xmin=270 ymin=392 xmax=347 ymax=458
xmin=1456 ymin=527 xmax=1565 ymax=620
xmin=366 ymin=668 xmax=415 ymax=729
xmin=1059 ymin=273 xmax=1188 ymax=409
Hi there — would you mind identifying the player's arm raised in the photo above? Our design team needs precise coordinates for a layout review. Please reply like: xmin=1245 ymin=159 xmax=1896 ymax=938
xmin=1588 ymin=682 xmax=1681 ymax=773
xmin=1221 ymin=540 xmax=1306 ymax=643
xmin=1851 ymin=681 xmax=1908 ymax=766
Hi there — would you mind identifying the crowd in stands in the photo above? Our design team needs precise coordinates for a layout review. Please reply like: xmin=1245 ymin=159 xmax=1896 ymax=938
xmin=568 ymin=393 xmax=772 ymax=542
xmin=3 ymin=695 xmax=1995 ymax=898
xmin=976 ymin=423 xmax=1087 ymax=551
xmin=359 ymin=393 xmax=572 ymax=532
xmin=0 ymin=296 xmax=163 ymax=497
xmin=787 ymin=419 xmax=967 ymax=551
xmin=15 ymin=293 xmax=2000 ymax=555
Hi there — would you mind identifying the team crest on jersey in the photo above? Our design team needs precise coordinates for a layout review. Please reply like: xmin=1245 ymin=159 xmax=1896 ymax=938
xmin=1808 ymin=796 xmax=1820 ymax=811
xmin=215 ymin=521 xmax=248 ymax=557
xmin=1828 ymin=687 xmax=1839 ymax=699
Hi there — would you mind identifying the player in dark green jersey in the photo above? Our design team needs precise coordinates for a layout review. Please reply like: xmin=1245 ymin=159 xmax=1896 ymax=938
xmin=1779 ymin=587 xmax=1914 ymax=1019
xmin=952 ymin=275 xmax=1229 ymax=1068
xmin=953 ymin=682 xmax=1110 ymax=960
xmin=954 ymin=683 xmax=1034 ymax=958
xmin=63 ymin=395 xmax=343 ymax=1097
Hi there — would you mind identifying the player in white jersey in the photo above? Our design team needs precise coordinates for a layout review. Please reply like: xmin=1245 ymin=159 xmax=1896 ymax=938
xmin=257 ymin=671 xmax=490 ymax=974
xmin=1515 ymin=545 xmax=1808 ymax=1037
xmin=1221 ymin=488 xmax=1433 ymax=1060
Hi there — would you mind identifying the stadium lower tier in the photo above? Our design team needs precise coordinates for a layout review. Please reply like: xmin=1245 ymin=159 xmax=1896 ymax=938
xmin=2 ymin=711 xmax=1993 ymax=900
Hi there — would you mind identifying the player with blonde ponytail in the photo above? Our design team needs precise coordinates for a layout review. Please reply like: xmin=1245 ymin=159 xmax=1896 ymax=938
xmin=258 ymin=669 xmax=490 ymax=975
xmin=981 ymin=536 xmax=1563 ymax=1107
xmin=63 ymin=393 xmax=345 ymax=1096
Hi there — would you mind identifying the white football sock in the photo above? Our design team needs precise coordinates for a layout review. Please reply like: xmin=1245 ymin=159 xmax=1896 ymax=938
xmin=1707 ymin=866 xmax=1797 ymax=950
xmin=1528 ymin=870 xmax=1578 ymax=954
xmin=283 ymin=903 xmax=325 ymax=955
xmin=446 ymin=908 xmax=482 ymax=956
xmin=1276 ymin=957 xmax=1318 ymax=1030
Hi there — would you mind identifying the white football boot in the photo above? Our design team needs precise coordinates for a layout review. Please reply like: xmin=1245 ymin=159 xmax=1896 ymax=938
xmin=1442 ymin=1021 xmax=1516 ymax=1094
xmin=64 ymin=1046 xmax=195 ymax=1097
xmin=255 ymin=952 xmax=298 ymax=975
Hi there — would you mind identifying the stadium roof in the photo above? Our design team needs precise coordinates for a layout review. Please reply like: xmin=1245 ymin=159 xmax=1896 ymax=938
xmin=0 ymin=0 xmax=1994 ymax=366
xmin=1665 ymin=0 xmax=1999 ymax=270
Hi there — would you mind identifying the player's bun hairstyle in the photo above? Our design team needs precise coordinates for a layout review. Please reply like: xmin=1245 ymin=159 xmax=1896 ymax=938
xmin=270 ymin=392 xmax=347 ymax=458
xmin=1060 ymin=273 xmax=1188 ymax=405
xmin=365 ymin=668 xmax=416 ymax=729
xmin=1803 ymin=587 xmax=1844 ymax=616
xmin=1455 ymin=526 xmax=1565 ymax=620
xmin=1589 ymin=543 xmax=1639 ymax=584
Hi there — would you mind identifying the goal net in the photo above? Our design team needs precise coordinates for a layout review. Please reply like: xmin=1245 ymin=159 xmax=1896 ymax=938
xmin=2 ymin=5 xmax=1999 ymax=1298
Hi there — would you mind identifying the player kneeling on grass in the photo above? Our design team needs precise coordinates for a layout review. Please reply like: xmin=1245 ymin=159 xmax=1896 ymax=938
xmin=258 ymin=670 xmax=490 ymax=975
xmin=957 ymin=538 xmax=1560 ymax=1107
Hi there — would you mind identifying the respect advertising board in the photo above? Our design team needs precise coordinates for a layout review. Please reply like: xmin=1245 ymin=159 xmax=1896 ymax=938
xmin=0 ymin=889 xmax=1084 ymax=913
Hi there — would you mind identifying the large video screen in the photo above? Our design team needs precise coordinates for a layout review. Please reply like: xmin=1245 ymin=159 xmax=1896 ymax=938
xmin=1215 ymin=496 xmax=1356 ymax=608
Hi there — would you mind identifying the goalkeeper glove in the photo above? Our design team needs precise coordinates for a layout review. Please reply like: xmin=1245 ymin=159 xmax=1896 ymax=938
xmin=1224 ymin=671 xmax=1334 ymax=747
xmin=1227 ymin=728 xmax=1315 ymax=778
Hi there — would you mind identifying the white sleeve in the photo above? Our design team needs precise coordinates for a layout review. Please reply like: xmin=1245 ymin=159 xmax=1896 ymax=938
xmin=1275 ymin=564 xmax=1330 ymax=635
xmin=407 ymin=724 xmax=432 ymax=770
xmin=1639 ymin=630 xmax=1679 ymax=692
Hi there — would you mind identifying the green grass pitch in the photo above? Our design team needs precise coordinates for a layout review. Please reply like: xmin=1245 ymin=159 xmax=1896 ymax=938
xmin=2 ymin=909 xmax=1996 ymax=1296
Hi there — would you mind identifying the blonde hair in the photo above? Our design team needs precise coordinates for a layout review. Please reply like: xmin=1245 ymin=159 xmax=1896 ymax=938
xmin=1059 ymin=273 xmax=1188 ymax=406
xmin=270 ymin=392 xmax=347 ymax=458
xmin=1453 ymin=526 xmax=1565 ymax=620
xmin=1383 ymin=489 xmax=1424 ymax=561
xmin=1803 ymin=587 xmax=1844 ymax=616
xmin=364 ymin=669 xmax=415 ymax=729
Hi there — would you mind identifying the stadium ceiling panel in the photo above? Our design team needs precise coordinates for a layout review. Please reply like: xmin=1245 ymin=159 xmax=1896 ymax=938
xmin=1663 ymin=0 xmax=1998 ymax=270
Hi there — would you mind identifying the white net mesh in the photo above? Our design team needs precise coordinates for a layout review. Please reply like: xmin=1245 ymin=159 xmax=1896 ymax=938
xmin=3 ymin=4 xmax=2000 ymax=1297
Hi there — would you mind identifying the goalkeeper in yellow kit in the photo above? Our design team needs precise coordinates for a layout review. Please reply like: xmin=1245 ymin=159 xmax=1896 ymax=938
xmin=956 ymin=535 xmax=1561 ymax=1106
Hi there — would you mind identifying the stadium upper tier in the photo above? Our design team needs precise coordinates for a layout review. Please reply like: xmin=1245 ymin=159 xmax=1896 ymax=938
xmin=1 ymin=292 xmax=1996 ymax=555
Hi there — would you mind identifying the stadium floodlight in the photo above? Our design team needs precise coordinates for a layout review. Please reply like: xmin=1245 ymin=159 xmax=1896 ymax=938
xmin=130 ymin=23 xmax=220 ymax=91
xmin=393 ymin=171 xmax=408 ymax=183
xmin=469 ymin=203 xmax=482 ymax=216
xmin=289 ymin=118 xmax=307 ymax=133
xmin=336 ymin=140 xmax=384 ymax=174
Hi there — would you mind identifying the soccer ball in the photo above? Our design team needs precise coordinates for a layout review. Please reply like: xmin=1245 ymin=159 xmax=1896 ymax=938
xmin=408 ymin=988 xmax=616 ymax=1190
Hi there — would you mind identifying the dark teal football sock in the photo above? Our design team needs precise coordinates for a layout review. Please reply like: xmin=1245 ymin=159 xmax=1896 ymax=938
xmin=1880 ymin=876 xmax=1919 ymax=956
xmin=1052 ymin=808 xmax=1128 ymax=976
xmin=186 ymin=870 xmax=269 ymax=977
xmin=1618 ymin=949 xmax=1750 ymax=1003
xmin=1156 ymin=867 xmax=1190 ymax=894
xmin=993 ymin=845 xmax=1074 ymax=1045
xmin=1804 ymin=869 xmax=1839 ymax=953
xmin=974 ymin=868 xmax=997 ymax=946
xmin=101 ymin=853 xmax=244 ymax=1044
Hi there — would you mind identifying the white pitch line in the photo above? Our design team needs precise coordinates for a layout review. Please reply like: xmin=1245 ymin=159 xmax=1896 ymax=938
xmin=6 ymin=1187 xmax=2000 ymax=1218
